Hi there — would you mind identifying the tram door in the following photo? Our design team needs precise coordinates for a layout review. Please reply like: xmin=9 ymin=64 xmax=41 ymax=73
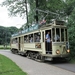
xmin=18 ymin=37 xmax=21 ymax=50
xmin=45 ymin=30 xmax=52 ymax=54
xmin=18 ymin=37 xmax=23 ymax=51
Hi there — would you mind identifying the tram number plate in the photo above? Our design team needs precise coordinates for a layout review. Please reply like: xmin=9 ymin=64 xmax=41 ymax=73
xmin=45 ymin=57 xmax=52 ymax=61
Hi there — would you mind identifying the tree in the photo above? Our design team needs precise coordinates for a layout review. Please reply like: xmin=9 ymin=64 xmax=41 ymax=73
xmin=28 ymin=0 xmax=66 ymax=23
xmin=0 ymin=26 xmax=6 ymax=45
xmin=7 ymin=26 xmax=19 ymax=34
xmin=0 ymin=26 xmax=19 ymax=46
xmin=1 ymin=0 xmax=26 ymax=17
xmin=1 ymin=0 xmax=66 ymax=27
xmin=64 ymin=0 xmax=75 ymax=16
xmin=63 ymin=0 xmax=75 ymax=58
xmin=66 ymin=8 xmax=75 ymax=57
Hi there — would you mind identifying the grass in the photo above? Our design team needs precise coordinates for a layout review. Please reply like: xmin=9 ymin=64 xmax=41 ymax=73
xmin=0 ymin=45 xmax=10 ymax=49
xmin=0 ymin=54 xmax=27 ymax=75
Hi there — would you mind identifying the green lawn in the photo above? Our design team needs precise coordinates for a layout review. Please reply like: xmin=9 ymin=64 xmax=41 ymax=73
xmin=0 ymin=54 xmax=27 ymax=75
xmin=0 ymin=45 xmax=10 ymax=49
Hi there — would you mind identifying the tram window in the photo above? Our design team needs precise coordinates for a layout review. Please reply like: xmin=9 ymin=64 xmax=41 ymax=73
xmin=61 ymin=29 xmax=64 ymax=41
xmin=65 ymin=29 xmax=68 ymax=41
xmin=13 ymin=38 xmax=16 ymax=43
xmin=12 ymin=38 xmax=18 ymax=44
xmin=24 ymin=36 xmax=27 ymax=42
xmin=15 ymin=38 xmax=18 ymax=43
xmin=34 ymin=32 xmax=41 ymax=42
xmin=24 ymin=35 xmax=29 ymax=43
xmin=29 ymin=34 xmax=33 ymax=43
xmin=55 ymin=28 xmax=60 ymax=42
xmin=11 ymin=39 xmax=14 ymax=44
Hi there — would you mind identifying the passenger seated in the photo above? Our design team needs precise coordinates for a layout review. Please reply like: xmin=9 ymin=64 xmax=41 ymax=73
xmin=30 ymin=37 xmax=33 ymax=43
xmin=26 ymin=36 xmax=29 ymax=42
xmin=36 ymin=36 xmax=40 ymax=42
xmin=24 ymin=37 xmax=27 ymax=42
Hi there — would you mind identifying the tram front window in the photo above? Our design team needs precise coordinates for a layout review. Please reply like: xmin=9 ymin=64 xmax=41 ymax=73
xmin=52 ymin=28 xmax=60 ymax=42
xmin=61 ymin=28 xmax=68 ymax=42
xmin=52 ymin=28 xmax=67 ymax=42
xmin=61 ymin=29 xmax=64 ymax=41
xmin=56 ymin=28 xmax=60 ymax=42
xmin=65 ymin=29 xmax=68 ymax=41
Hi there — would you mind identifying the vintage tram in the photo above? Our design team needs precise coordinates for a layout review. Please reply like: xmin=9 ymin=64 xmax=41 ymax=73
xmin=10 ymin=20 xmax=70 ymax=61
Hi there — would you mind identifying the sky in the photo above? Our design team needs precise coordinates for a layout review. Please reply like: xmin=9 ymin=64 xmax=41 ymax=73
xmin=0 ymin=0 xmax=26 ymax=28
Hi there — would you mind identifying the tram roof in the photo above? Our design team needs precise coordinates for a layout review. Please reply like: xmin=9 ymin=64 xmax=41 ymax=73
xmin=11 ymin=20 xmax=66 ymax=37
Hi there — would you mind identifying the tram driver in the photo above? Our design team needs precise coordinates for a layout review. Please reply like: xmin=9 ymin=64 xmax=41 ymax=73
xmin=46 ymin=31 xmax=51 ymax=53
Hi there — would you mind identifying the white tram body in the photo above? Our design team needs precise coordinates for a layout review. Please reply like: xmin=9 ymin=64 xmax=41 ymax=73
xmin=10 ymin=20 xmax=70 ymax=61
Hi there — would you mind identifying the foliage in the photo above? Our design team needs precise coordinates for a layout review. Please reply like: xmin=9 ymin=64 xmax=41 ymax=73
xmin=64 ymin=0 xmax=75 ymax=16
xmin=66 ymin=8 xmax=75 ymax=58
xmin=0 ymin=26 xmax=7 ymax=45
xmin=0 ymin=54 xmax=27 ymax=75
xmin=1 ymin=0 xmax=66 ymax=26
xmin=1 ymin=0 xmax=26 ymax=17
xmin=28 ymin=0 xmax=66 ymax=23
xmin=0 ymin=26 xmax=19 ymax=45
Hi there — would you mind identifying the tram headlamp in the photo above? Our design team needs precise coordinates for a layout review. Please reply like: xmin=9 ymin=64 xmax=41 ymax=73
xmin=67 ymin=49 xmax=70 ymax=53
xmin=56 ymin=50 xmax=60 ymax=54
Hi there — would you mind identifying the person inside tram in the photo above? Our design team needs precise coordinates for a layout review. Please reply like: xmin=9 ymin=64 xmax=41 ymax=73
xmin=54 ymin=34 xmax=60 ymax=41
xmin=45 ymin=31 xmax=51 ymax=53
xmin=26 ymin=36 xmax=29 ymax=42
xmin=24 ymin=36 xmax=27 ymax=42
xmin=34 ymin=35 xmax=37 ymax=42
xmin=36 ymin=36 xmax=40 ymax=42
xmin=30 ymin=37 xmax=33 ymax=43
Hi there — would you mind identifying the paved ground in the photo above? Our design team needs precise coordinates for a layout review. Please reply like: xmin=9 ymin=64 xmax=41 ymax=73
xmin=0 ymin=50 xmax=75 ymax=75
xmin=52 ymin=63 xmax=75 ymax=73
